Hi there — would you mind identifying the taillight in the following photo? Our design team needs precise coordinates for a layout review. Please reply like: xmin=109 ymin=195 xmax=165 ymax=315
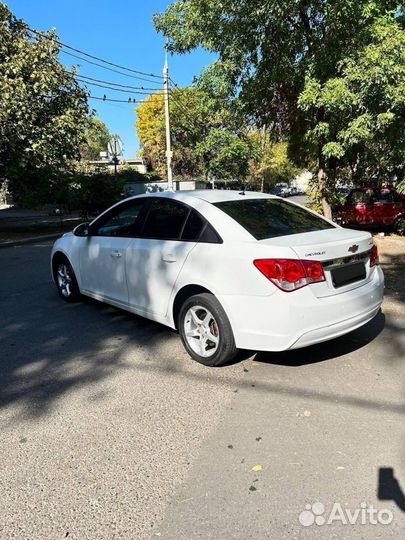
xmin=253 ymin=258 xmax=325 ymax=292
xmin=370 ymin=244 xmax=379 ymax=267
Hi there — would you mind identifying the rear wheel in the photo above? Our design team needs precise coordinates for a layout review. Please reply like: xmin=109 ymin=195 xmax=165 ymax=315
xmin=178 ymin=293 xmax=238 ymax=366
xmin=54 ymin=257 xmax=81 ymax=302
xmin=395 ymin=215 xmax=405 ymax=236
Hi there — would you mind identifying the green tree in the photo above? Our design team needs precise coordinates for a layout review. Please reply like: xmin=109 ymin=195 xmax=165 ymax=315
xmin=196 ymin=128 xmax=252 ymax=180
xmin=154 ymin=0 xmax=404 ymax=217
xmin=248 ymin=131 xmax=300 ymax=188
xmin=136 ymin=84 xmax=252 ymax=180
xmin=0 ymin=3 xmax=89 ymax=204
xmin=299 ymin=15 xmax=405 ymax=215
xmin=80 ymin=117 xmax=111 ymax=161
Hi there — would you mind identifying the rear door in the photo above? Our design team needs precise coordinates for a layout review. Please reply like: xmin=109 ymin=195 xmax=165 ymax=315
xmin=126 ymin=198 xmax=201 ymax=316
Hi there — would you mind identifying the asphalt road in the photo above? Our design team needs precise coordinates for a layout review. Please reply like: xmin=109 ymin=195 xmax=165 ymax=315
xmin=287 ymin=194 xmax=310 ymax=206
xmin=0 ymin=239 xmax=404 ymax=540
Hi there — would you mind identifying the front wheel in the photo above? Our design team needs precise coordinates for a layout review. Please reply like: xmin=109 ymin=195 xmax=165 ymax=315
xmin=54 ymin=257 xmax=81 ymax=302
xmin=178 ymin=293 xmax=238 ymax=367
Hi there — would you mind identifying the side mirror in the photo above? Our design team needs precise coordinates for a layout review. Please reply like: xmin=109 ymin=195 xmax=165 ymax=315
xmin=73 ymin=222 xmax=90 ymax=237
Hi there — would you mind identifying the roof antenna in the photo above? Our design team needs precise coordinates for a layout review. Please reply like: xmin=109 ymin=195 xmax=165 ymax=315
xmin=239 ymin=183 xmax=246 ymax=196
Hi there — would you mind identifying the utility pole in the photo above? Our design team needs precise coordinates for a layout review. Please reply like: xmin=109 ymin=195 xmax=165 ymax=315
xmin=163 ymin=50 xmax=174 ymax=191
xmin=260 ymin=124 xmax=266 ymax=193
xmin=113 ymin=138 xmax=118 ymax=180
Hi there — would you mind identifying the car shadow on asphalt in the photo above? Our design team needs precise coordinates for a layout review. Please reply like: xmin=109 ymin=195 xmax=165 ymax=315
xmin=0 ymin=288 xmax=177 ymax=421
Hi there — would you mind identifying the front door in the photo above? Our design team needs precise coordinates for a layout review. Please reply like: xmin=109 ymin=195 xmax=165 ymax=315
xmin=79 ymin=198 xmax=146 ymax=305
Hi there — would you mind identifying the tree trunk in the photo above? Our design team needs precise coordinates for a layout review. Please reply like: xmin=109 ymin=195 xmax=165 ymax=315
xmin=318 ymin=164 xmax=332 ymax=220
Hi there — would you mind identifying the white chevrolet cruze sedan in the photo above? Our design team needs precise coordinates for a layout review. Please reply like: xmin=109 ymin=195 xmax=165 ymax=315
xmin=51 ymin=190 xmax=384 ymax=366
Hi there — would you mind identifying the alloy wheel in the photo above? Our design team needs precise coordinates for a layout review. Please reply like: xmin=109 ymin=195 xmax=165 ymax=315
xmin=57 ymin=263 xmax=72 ymax=298
xmin=183 ymin=305 xmax=220 ymax=358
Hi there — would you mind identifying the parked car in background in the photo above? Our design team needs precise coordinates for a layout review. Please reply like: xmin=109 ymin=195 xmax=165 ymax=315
xmin=271 ymin=183 xmax=290 ymax=197
xmin=335 ymin=186 xmax=405 ymax=234
xmin=51 ymin=190 xmax=384 ymax=366
xmin=270 ymin=186 xmax=285 ymax=197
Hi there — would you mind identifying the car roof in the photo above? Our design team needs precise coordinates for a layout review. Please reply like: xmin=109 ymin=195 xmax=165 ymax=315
xmin=140 ymin=189 xmax=277 ymax=204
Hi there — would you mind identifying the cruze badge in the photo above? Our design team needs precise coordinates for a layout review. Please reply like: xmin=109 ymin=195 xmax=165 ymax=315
xmin=348 ymin=244 xmax=359 ymax=253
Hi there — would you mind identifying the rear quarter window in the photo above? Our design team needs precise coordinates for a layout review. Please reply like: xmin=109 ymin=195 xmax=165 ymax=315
xmin=181 ymin=210 xmax=222 ymax=243
xmin=214 ymin=198 xmax=335 ymax=240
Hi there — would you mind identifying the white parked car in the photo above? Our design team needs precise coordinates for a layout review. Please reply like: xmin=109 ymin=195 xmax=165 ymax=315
xmin=51 ymin=191 xmax=384 ymax=366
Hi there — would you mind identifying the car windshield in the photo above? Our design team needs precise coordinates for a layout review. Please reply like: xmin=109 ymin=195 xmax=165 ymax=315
xmin=214 ymin=198 xmax=335 ymax=240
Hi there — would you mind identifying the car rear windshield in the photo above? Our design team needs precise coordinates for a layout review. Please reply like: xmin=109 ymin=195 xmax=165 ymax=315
xmin=214 ymin=198 xmax=335 ymax=240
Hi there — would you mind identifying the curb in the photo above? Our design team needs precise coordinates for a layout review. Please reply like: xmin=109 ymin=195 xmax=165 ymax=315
xmin=0 ymin=232 xmax=62 ymax=249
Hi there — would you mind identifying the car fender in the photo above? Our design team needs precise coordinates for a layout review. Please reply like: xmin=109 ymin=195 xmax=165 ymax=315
xmin=51 ymin=234 xmax=82 ymax=286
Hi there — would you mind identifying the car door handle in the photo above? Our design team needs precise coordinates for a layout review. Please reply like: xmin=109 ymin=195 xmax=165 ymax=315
xmin=110 ymin=250 xmax=122 ymax=258
xmin=162 ymin=253 xmax=177 ymax=263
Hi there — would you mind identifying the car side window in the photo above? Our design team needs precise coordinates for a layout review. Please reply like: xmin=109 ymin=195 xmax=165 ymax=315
xmin=181 ymin=210 xmax=205 ymax=240
xmin=142 ymin=199 xmax=189 ymax=240
xmin=348 ymin=190 xmax=374 ymax=204
xmin=181 ymin=209 xmax=222 ymax=243
xmin=199 ymin=223 xmax=222 ymax=243
xmin=347 ymin=191 xmax=360 ymax=204
xmin=91 ymin=200 xmax=145 ymax=237
xmin=377 ymin=190 xmax=395 ymax=203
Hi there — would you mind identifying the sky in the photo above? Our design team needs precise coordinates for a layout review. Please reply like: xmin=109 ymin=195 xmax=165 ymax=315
xmin=6 ymin=0 xmax=215 ymax=157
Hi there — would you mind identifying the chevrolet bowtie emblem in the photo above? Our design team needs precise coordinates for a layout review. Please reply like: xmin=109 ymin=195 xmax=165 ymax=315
xmin=348 ymin=244 xmax=359 ymax=253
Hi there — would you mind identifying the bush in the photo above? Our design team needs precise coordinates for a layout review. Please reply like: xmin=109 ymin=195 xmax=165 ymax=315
xmin=7 ymin=164 xmax=148 ymax=214
xmin=69 ymin=171 xmax=129 ymax=217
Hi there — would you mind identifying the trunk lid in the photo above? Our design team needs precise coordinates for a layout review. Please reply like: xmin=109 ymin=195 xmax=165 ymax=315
xmin=259 ymin=227 xmax=374 ymax=297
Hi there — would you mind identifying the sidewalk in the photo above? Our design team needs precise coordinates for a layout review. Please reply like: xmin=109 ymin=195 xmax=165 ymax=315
xmin=0 ymin=231 xmax=64 ymax=248
xmin=0 ymin=208 xmax=81 ymax=230
xmin=0 ymin=207 xmax=82 ymax=247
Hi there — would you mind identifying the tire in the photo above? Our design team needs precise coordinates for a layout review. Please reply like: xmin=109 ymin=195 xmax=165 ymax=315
xmin=178 ymin=292 xmax=238 ymax=367
xmin=394 ymin=215 xmax=405 ymax=236
xmin=53 ymin=256 xmax=81 ymax=303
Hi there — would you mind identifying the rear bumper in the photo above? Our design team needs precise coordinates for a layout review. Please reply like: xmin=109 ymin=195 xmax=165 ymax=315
xmin=289 ymin=304 xmax=380 ymax=349
xmin=219 ymin=266 xmax=384 ymax=351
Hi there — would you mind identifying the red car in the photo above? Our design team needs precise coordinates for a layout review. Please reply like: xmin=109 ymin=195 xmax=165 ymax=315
xmin=335 ymin=187 xmax=405 ymax=235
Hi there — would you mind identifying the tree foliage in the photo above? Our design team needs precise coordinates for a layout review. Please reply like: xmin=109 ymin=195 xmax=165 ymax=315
xmin=136 ymin=84 xmax=251 ymax=180
xmin=136 ymin=93 xmax=166 ymax=176
xmin=80 ymin=117 xmax=111 ymax=161
xmin=196 ymin=128 xmax=252 ymax=180
xmin=248 ymin=132 xmax=299 ymax=188
xmin=154 ymin=0 xmax=405 ymax=216
xmin=299 ymin=16 xmax=405 ymax=180
xmin=0 ymin=3 xmax=89 ymax=203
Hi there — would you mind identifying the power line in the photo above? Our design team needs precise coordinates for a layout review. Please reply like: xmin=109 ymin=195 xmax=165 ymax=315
xmin=28 ymin=26 xmax=190 ymax=114
xmin=167 ymin=79 xmax=197 ymax=116
xmin=169 ymin=77 xmax=181 ymax=89
xmin=169 ymin=91 xmax=193 ymax=117
xmin=77 ymin=78 xmax=162 ymax=96
xmin=59 ymin=49 xmax=161 ymax=84
xmin=89 ymin=95 xmax=164 ymax=104
xmin=89 ymin=100 xmax=132 ymax=112
xmin=28 ymin=27 xmax=163 ymax=80
xmin=74 ymin=74 xmax=162 ymax=92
